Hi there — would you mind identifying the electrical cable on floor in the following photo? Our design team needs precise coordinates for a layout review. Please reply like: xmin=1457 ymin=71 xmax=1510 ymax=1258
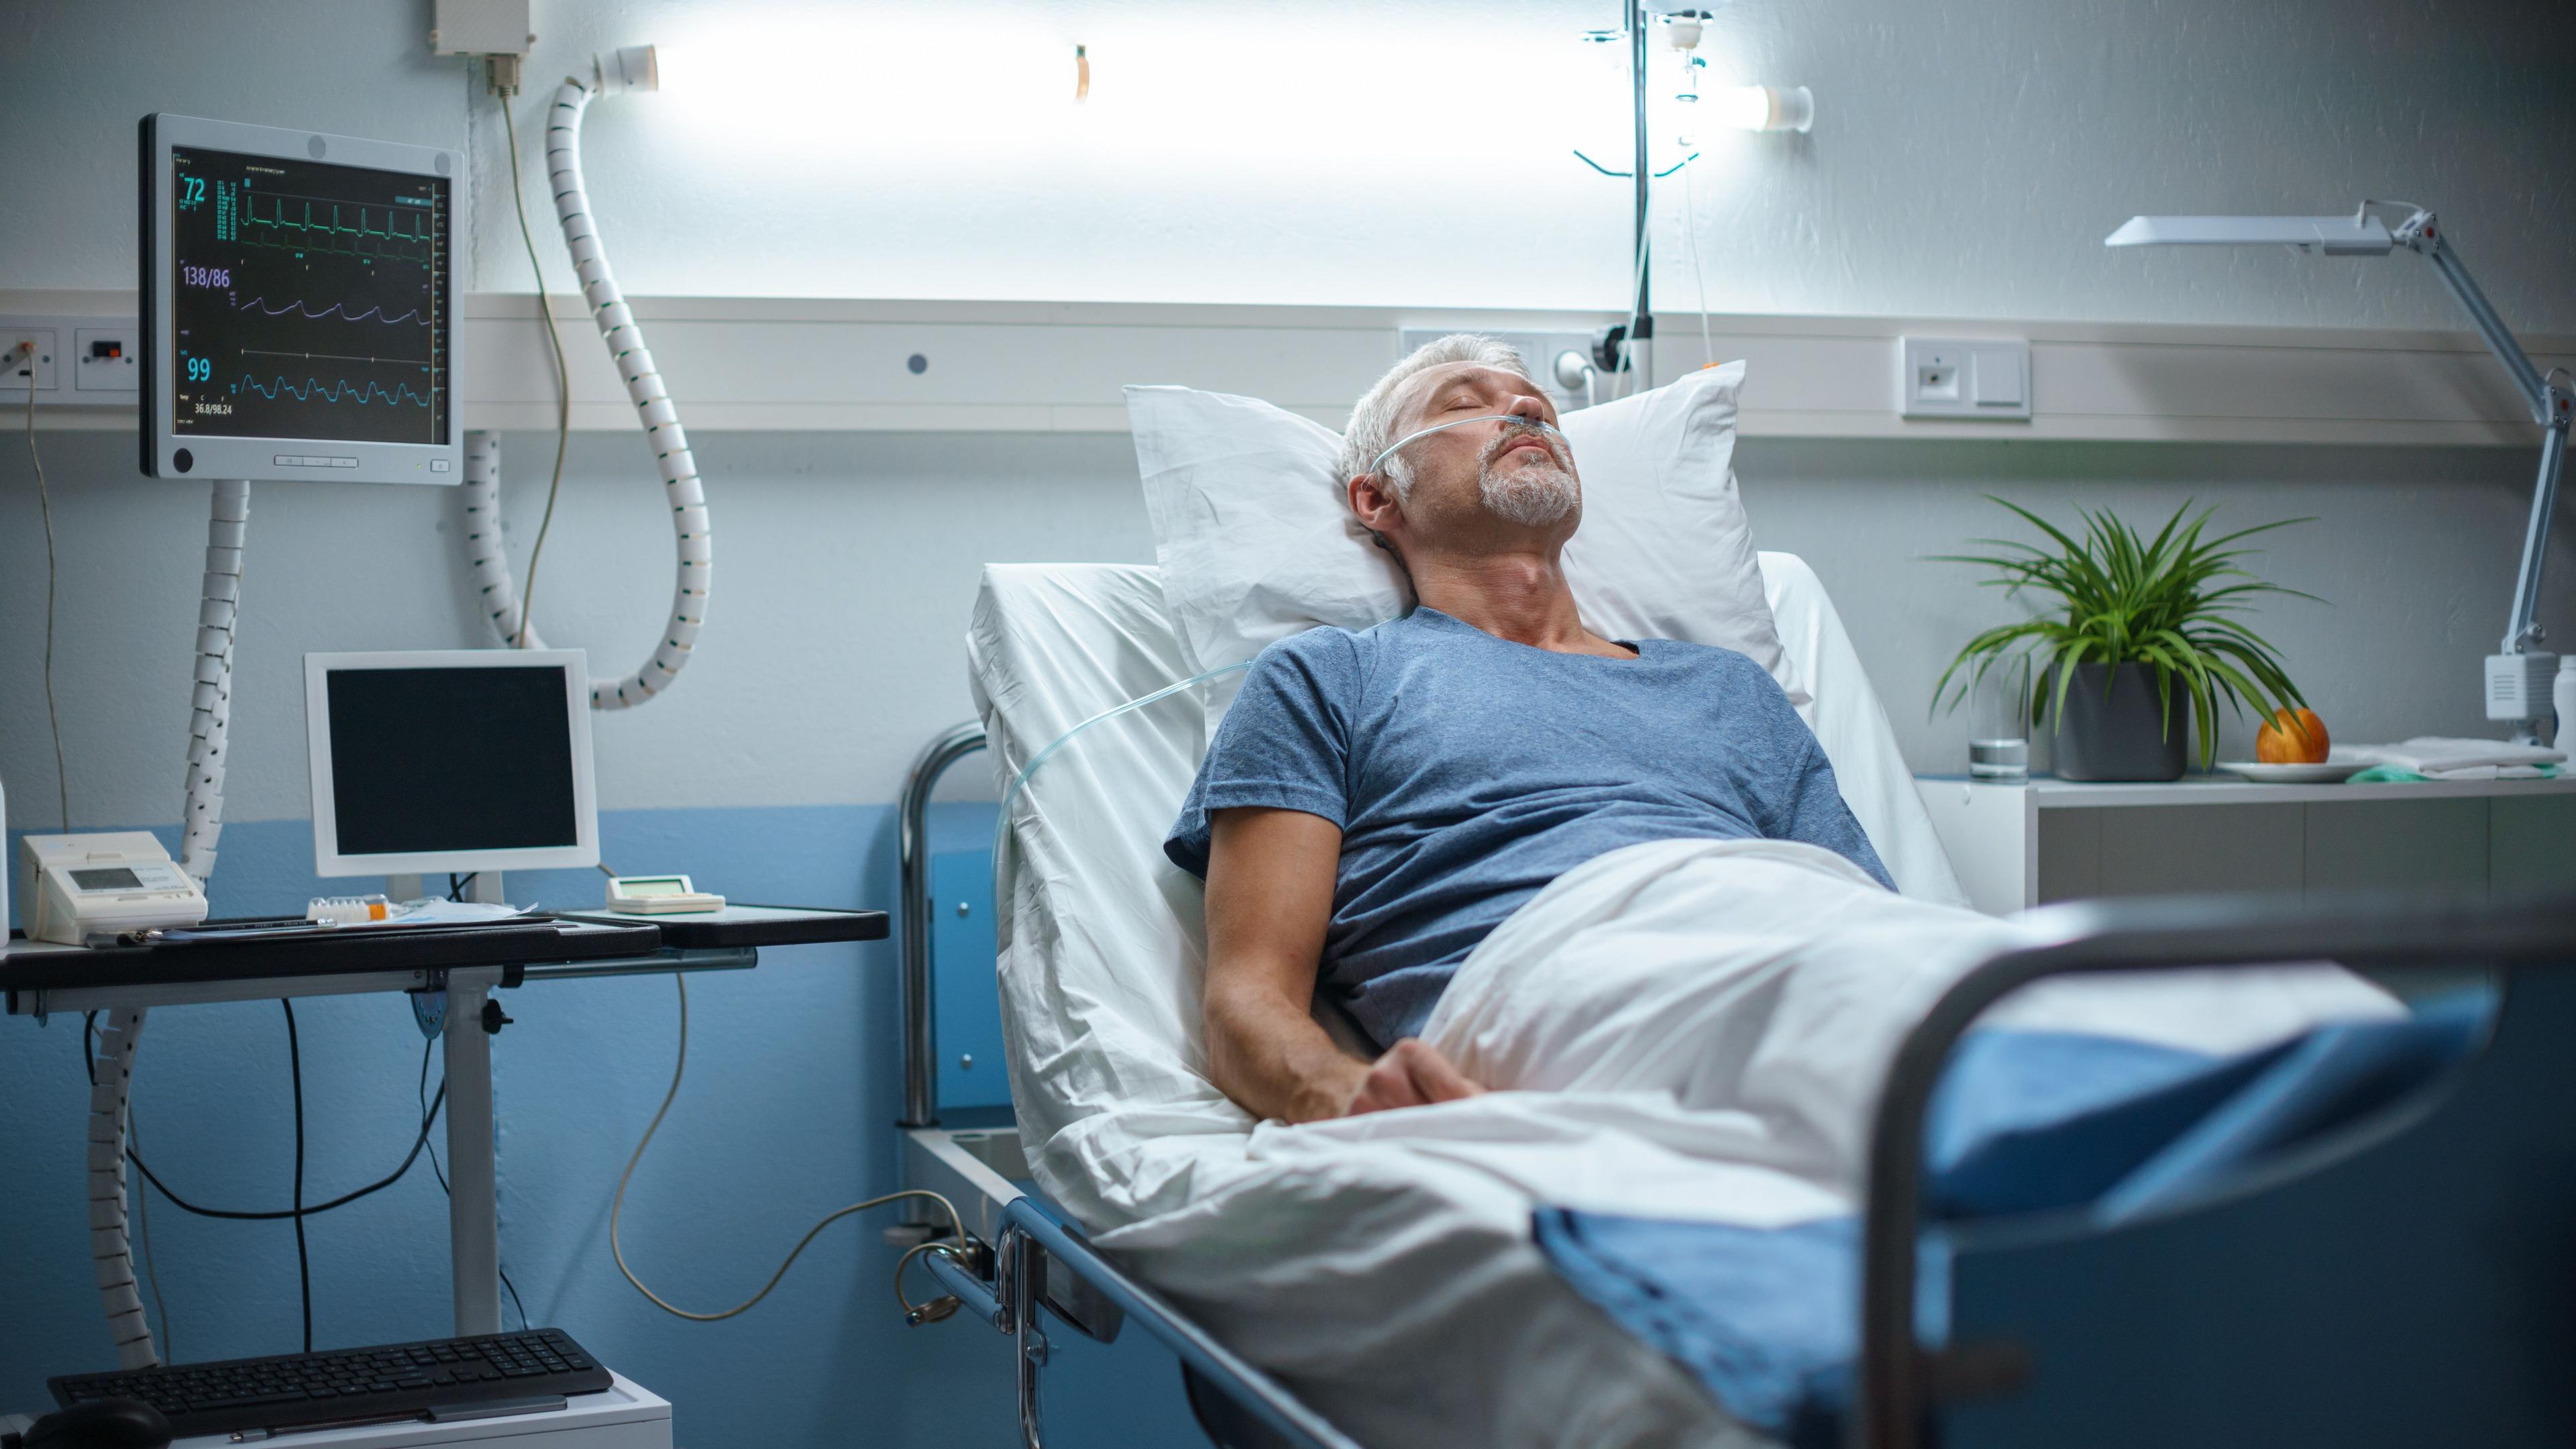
xmin=86 ymin=1019 xmax=449 ymax=1222
xmin=21 ymin=341 xmax=70 ymax=830
xmin=498 ymin=90 xmax=573 ymax=649
xmin=610 ymin=975 xmax=970 ymax=1322
xmin=283 ymin=1001 xmax=312 ymax=1353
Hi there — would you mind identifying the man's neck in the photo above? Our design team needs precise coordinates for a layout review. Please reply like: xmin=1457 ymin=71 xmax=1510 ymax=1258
xmin=1409 ymin=548 xmax=1633 ymax=657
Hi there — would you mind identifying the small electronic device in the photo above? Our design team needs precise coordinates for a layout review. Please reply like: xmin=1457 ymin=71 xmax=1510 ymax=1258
xmin=15 ymin=834 xmax=209 ymax=947
xmin=602 ymin=875 xmax=727 ymax=914
xmin=305 ymin=650 xmax=599 ymax=877
xmin=138 ymin=113 xmax=462 ymax=485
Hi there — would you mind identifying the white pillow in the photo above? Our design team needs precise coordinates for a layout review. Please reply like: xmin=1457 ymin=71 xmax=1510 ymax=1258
xmin=1127 ymin=362 xmax=1802 ymax=711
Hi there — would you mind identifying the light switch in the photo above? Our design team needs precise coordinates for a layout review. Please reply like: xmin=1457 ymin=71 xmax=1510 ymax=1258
xmin=1900 ymin=337 xmax=2031 ymax=421
xmin=1972 ymin=346 xmax=2026 ymax=408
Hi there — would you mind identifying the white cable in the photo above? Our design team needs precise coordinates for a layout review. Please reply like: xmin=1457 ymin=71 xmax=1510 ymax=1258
xmin=466 ymin=68 xmax=708 ymax=710
xmin=89 ymin=1007 xmax=158 ymax=1368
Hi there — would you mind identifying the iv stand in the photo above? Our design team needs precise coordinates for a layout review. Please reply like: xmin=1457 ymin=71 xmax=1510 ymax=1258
xmin=2381 ymin=203 xmax=2576 ymax=745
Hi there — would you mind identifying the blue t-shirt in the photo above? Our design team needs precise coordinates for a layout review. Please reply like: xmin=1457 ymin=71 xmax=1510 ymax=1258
xmin=1165 ymin=607 xmax=1891 ymax=1046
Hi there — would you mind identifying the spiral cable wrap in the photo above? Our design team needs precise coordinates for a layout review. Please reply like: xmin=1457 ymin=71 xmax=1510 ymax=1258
xmin=463 ymin=434 xmax=547 ymax=650
xmin=90 ymin=1007 xmax=158 ymax=1368
xmin=503 ymin=72 xmax=708 ymax=708
xmin=182 ymin=480 xmax=247 ymax=881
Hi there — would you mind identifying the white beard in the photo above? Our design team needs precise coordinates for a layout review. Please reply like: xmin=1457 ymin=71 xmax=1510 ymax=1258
xmin=1479 ymin=453 xmax=1579 ymax=527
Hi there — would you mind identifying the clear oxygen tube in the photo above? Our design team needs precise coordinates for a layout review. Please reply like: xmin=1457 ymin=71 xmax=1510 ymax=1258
xmin=996 ymin=415 xmax=1570 ymax=897
xmin=989 ymin=663 xmax=1254 ymax=917
xmin=1368 ymin=414 xmax=1566 ymax=477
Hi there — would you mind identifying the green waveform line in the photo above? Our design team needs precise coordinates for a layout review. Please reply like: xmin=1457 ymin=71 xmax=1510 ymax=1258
xmin=240 ymin=196 xmax=437 ymax=264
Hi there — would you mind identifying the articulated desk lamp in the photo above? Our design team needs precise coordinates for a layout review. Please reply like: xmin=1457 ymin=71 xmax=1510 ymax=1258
xmin=2107 ymin=203 xmax=2576 ymax=744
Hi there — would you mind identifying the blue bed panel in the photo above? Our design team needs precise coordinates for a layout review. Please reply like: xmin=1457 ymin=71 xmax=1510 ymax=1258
xmin=930 ymin=847 xmax=1011 ymax=1111
xmin=1941 ymin=969 xmax=2576 ymax=1448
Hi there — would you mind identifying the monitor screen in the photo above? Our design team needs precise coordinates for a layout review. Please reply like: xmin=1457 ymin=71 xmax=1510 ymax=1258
xmin=323 ymin=665 xmax=579 ymax=857
xmin=168 ymin=144 xmax=449 ymax=447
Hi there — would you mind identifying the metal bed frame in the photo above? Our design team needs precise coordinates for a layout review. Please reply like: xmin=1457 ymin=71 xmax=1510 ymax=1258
xmin=897 ymin=724 xmax=2576 ymax=1449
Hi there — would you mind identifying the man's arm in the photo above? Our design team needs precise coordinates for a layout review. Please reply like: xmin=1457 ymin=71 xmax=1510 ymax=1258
xmin=1202 ymin=807 xmax=1484 ymax=1123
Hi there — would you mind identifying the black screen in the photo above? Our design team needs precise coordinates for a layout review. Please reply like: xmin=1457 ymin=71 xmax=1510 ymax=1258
xmin=170 ymin=144 xmax=449 ymax=445
xmin=327 ymin=667 xmax=579 ymax=857
xmin=70 ymin=868 xmax=144 ymax=892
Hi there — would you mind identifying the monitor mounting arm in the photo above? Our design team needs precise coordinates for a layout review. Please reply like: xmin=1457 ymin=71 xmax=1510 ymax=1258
xmin=2367 ymin=201 xmax=2576 ymax=742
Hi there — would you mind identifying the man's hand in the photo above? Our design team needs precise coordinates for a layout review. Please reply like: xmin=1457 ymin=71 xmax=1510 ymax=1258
xmin=1344 ymin=1038 xmax=1484 ymax=1117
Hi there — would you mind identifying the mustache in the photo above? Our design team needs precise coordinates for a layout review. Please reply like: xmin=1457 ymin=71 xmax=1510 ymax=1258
xmin=1479 ymin=421 xmax=1573 ymax=472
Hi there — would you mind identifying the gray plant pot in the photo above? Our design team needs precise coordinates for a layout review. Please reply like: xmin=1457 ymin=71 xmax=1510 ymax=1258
xmin=2047 ymin=662 xmax=2190 ymax=782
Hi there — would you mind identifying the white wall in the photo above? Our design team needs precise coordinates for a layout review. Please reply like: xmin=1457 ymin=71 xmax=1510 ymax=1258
xmin=1 ymin=0 xmax=2571 ymax=827
xmin=0 ymin=429 xmax=1154 ymax=828
xmin=4 ymin=0 xmax=2570 ymax=328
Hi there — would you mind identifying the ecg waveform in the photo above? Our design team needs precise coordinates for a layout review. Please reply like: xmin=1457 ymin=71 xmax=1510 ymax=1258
xmin=233 ymin=373 xmax=434 ymax=408
xmin=235 ymin=193 xmax=435 ymax=263
xmin=235 ymin=296 xmax=431 ymax=325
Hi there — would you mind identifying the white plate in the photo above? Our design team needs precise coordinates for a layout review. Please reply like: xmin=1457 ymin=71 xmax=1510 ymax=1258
xmin=2216 ymin=761 xmax=2367 ymax=784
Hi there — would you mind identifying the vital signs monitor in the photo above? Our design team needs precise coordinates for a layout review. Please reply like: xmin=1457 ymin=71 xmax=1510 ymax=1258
xmin=139 ymin=113 xmax=463 ymax=484
xmin=305 ymin=650 xmax=600 ymax=877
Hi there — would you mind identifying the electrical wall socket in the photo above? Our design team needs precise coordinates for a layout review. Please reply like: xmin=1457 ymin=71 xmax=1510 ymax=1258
xmin=1 ymin=326 xmax=60 ymax=394
xmin=1899 ymin=337 xmax=2031 ymax=420
xmin=73 ymin=324 xmax=141 ymax=394
xmin=2 ymin=315 xmax=140 ymax=404
xmin=1397 ymin=329 xmax=1613 ymax=412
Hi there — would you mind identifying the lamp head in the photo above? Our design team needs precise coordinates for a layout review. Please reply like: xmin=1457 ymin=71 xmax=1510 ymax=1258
xmin=2104 ymin=214 xmax=2393 ymax=256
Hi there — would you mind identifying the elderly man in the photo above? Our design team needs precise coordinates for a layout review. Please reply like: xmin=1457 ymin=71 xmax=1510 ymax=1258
xmin=1163 ymin=334 xmax=1892 ymax=1124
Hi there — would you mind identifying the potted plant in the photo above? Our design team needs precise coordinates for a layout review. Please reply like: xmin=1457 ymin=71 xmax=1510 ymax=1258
xmin=1933 ymin=499 xmax=2316 ymax=782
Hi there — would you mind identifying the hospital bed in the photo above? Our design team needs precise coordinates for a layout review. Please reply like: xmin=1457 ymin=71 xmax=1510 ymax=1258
xmin=893 ymin=554 xmax=2576 ymax=1448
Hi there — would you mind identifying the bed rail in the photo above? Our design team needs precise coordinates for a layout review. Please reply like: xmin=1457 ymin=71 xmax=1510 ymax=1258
xmin=898 ymin=721 xmax=989 ymax=1128
xmin=1855 ymin=888 xmax=2576 ymax=1449
xmin=926 ymin=1196 xmax=1362 ymax=1449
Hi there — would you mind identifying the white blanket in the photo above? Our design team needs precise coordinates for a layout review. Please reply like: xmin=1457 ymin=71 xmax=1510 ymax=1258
xmin=1098 ymin=839 xmax=2396 ymax=1448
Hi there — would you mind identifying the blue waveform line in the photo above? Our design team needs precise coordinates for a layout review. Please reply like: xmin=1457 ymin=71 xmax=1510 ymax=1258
xmin=233 ymin=373 xmax=433 ymax=407
xmin=235 ymin=296 xmax=430 ymax=325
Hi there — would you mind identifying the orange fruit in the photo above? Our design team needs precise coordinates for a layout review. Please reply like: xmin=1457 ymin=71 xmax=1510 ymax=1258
xmin=2256 ymin=707 xmax=2329 ymax=764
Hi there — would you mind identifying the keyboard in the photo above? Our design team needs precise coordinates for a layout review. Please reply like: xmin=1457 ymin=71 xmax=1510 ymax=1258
xmin=48 ymin=1328 xmax=612 ymax=1439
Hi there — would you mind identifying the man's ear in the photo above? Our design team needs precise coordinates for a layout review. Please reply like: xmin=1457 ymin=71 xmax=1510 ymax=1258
xmin=1349 ymin=472 xmax=1403 ymax=537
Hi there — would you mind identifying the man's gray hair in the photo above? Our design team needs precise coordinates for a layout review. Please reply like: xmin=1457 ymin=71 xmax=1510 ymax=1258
xmin=1339 ymin=333 xmax=1535 ymax=499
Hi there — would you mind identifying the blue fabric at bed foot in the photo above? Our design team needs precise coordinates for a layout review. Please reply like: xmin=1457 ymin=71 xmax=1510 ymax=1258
xmin=1532 ymin=993 xmax=2491 ymax=1445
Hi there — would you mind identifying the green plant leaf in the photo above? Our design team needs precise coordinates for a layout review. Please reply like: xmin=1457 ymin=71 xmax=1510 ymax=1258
xmin=1932 ymin=497 xmax=2321 ymax=761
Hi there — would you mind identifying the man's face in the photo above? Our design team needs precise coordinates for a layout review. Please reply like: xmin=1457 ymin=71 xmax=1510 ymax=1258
xmin=1371 ymin=363 xmax=1581 ymax=548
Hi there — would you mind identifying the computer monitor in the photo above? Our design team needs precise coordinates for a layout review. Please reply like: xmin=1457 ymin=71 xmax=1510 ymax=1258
xmin=139 ymin=113 xmax=462 ymax=484
xmin=305 ymin=651 xmax=600 ymax=878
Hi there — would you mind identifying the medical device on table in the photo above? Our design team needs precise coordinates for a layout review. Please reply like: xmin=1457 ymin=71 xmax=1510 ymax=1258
xmin=601 ymin=875 xmax=726 ymax=914
xmin=2107 ymin=203 xmax=2574 ymax=745
xmin=13 ymin=834 xmax=208 ymax=947
xmin=303 ymin=650 xmax=600 ymax=878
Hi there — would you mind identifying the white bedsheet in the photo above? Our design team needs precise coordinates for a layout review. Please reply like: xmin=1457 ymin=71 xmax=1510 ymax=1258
xmin=1089 ymin=839 xmax=2391 ymax=1447
xmin=960 ymin=558 xmax=2012 ymax=1444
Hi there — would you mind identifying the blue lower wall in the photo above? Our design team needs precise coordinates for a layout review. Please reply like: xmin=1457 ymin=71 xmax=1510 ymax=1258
xmin=0 ymin=803 xmax=1020 ymax=1446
